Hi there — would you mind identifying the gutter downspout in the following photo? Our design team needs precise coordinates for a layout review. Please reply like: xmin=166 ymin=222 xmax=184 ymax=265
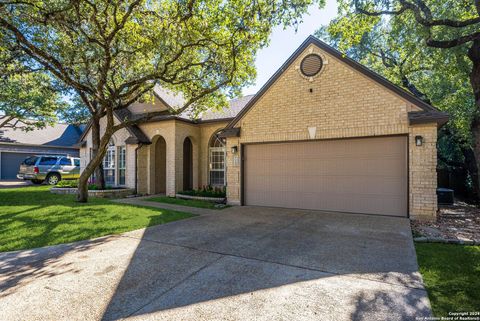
xmin=134 ymin=143 xmax=143 ymax=195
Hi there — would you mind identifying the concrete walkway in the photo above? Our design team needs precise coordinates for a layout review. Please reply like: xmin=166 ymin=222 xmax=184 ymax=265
xmin=0 ymin=206 xmax=431 ymax=321
xmin=113 ymin=196 xmax=215 ymax=215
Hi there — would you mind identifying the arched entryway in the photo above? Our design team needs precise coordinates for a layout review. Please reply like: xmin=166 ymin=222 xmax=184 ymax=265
xmin=154 ymin=136 xmax=167 ymax=193
xmin=183 ymin=137 xmax=193 ymax=191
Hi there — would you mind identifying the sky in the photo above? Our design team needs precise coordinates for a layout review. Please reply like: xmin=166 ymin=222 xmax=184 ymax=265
xmin=242 ymin=0 xmax=338 ymax=96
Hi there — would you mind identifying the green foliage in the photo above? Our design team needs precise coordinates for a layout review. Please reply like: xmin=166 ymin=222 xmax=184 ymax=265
xmin=0 ymin=186 xmax=194 ymax=252
xmin=316 ymin=4 xmax=477 ymax=166
xmin=55 ymin=180 xmax=114 ymax=190
xmin=416 ymin=243 xmax=480 ymax=316
xmin=87 ymin=183 xmax=114 ymax=190
xmin=0 ymin=0 xmax=324 ymax=198
xmin=55 ymin=180 xmax=79 ymax=188
xmin=180 ymin=185 xmax=226 ymax=198
xmin=0 ymin=67 xmax=65 ymax=131
xmin=0 ymin=0 xmax=323 ymax=117
xmin=57 ymin=94 xmax=91 ymax=126
xmin=147 ymin=196 xmax=228 ymax=209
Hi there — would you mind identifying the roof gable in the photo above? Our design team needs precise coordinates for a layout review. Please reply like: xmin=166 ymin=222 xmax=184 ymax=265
xmin=1 ymin=122 xmax=84 ymax=147
xmin=226 ymin=35 xmax=447 ymax=129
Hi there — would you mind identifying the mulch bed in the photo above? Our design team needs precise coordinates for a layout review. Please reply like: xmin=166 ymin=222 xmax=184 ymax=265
xmin=411 ymin=201 xmax=480 ymax=244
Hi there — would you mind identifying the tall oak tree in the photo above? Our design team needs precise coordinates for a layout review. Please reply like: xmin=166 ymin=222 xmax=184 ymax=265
xmin=0 ymin=0 xmax=323 ymax=201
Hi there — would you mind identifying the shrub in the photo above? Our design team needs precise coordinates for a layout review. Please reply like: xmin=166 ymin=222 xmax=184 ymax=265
xmin=55 ymin=180 xmax=113 ymax=190
xmin=180 ymin=185 xmax=226 ymax=198
xmin=55 ymin=180 xmax=79 ymax=188
xmin=88 ymin=184 xmax=113 ymax=190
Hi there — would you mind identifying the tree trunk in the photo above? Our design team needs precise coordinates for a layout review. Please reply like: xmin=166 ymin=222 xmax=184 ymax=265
xmin=468 ymin=39 xmax=480 ymax=202
xmin=462 ymin=146 xmax=480 ymax=200
xmin=77 ymin=144 xmax=108 ymax=202
xmin=77 ymin=117 xmax=110 ymax=202
xmin=91 ymin=120 xmax=106 ymax=190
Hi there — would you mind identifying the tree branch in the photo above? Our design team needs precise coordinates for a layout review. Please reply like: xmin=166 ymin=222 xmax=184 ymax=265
xmin=426 ymin=31 xmax=480 ymax=48
xmin=0 ymin=16 xmax=95 ymax=96
xmin=355 ymin=0 xmax=480 ymax=27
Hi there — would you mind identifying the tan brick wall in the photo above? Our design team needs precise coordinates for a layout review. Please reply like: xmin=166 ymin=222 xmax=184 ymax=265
xmin=137 ymin=120 xmax=217 ymax=195
xmin=236 ymin=44 xmax=421 ymax=143
xmin=138 ymin=120 xmax=177 ymax=196
xmin=80 ymin=110 xmax=230 ymax=196
xmin=225 ymin=43 xmax=437 ymax=220
xmin=409 ymin=124 xmax=438 ymax=220
xmin=136 ymin=144 xmax=149 ymax=194
xmin=226 ymin=137 xmax=241 ymax=205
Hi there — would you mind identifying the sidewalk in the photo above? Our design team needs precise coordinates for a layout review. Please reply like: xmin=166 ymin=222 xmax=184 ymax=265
xmin=113 ymin=196 xmax=216 ymax=216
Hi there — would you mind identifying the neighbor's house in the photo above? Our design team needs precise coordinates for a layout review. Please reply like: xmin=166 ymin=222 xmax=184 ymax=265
xmin=0 ymin=123 xmax=84 ymax=179
xmin=78 ymin=36 xmax=448 ymax=220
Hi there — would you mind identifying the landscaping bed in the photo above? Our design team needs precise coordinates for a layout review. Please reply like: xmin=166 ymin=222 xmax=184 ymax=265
xmin=0 ymin=186 xmax=194 ymax=252
xmin=411 ymin=200 xmax=480 ymax=244
xmin=51 ymin=180 xmax=135 ymax=198
xmin=148 ymin=196 xmax=228 ymax=210
xmin=51 ymin=187 xmax=134 ymax=198
xmin=175 ymin=193 xmax=226 ymax=203
xmin=175 ymin=186 xmax=226 ymax=203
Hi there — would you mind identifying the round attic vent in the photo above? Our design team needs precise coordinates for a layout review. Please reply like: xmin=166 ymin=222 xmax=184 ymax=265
xmin=300 ymin=54 xmax=323 ymax=77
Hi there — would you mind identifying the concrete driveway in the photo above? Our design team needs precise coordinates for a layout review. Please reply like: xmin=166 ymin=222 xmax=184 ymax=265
xmin=0 ymin=206 xmax=431 ymax=321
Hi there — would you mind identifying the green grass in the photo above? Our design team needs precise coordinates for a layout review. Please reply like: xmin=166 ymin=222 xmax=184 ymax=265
xmin=415 ymin=243 xmax=480 ymax=316
xmin=0 ymin=186 xmax=195 ymax=252
xmin=147 ymin=196 xmax=227 ymax=210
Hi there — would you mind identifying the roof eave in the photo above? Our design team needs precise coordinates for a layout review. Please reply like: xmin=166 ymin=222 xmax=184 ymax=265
xmin=0 ymin=142 xmax=80 ymax=149
xmin=408 ymin=112 xmax=449 ymax=127
xmin=218 ymin=127 xmax=241 ymax=138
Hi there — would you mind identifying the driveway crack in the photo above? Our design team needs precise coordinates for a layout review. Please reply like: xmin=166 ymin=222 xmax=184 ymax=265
xmin=123 ymin=254 xmax=225 ymax=319
xmin=119 ymin=233 xmax=426 ymax=291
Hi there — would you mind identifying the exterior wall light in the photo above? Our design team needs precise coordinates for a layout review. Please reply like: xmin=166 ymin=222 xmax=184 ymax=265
xmin=415 ymin=135 xmax=423 ymax=146
xmin=231 ymin=145 xmax=238 ymax=154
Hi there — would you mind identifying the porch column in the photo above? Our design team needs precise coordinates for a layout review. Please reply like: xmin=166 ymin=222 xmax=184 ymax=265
xmin=165 ymin=132 xmax=177 ymax=197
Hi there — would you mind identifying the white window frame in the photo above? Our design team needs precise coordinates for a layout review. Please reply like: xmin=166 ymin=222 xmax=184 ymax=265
xmin=103 ymin=142 xmax=116 ymax=186
xmin=117 ymin=146 xmax=126 ymax=186
xmin=208 ymin=132 xmax=226 ymax=186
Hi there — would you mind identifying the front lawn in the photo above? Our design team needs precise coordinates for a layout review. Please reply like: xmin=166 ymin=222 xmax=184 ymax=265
xmin=0 ymin=186 xmax=194 ymax=252
xmin=147 ymin=196 xmax=227 ymax=210
xmin=415 ymin=243 xmax=480 ymax=316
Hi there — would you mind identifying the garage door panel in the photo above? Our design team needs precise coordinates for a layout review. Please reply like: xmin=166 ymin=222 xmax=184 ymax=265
xmin=1 ymin=152 xmax=36 ymax=180
xmin=244 ymin=136 xmax=407 ymax=217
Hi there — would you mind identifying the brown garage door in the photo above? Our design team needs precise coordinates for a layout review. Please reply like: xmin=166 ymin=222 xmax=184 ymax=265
xmin=244 ymin=136 xmax=408 ymax=217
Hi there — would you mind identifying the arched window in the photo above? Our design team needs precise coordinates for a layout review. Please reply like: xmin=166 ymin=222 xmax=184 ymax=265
xmin=209 ymin=130 xmax=226 ymax=186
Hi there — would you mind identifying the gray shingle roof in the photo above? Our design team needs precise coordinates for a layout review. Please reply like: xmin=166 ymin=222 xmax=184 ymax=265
xmin=200 ymin=95 xmax=254 ymax=120
xmin=0 ymin=123 xmax=84 ymax=147
xmin=153 ymin=85 xmax=186 ymax=110
xmin=178 ymin=95 xmax=254 ymax=121
xmin=114 ymin=109 xmax=151 ymax=144
xmin=78 ymin=92 xmax=252 ymax=145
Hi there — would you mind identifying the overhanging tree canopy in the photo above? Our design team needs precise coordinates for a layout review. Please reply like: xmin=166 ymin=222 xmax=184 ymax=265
xmin=0 ymin=42 xmax=64 ymax=131
xmin=0 ymin=0 xmax=323 ymax=201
